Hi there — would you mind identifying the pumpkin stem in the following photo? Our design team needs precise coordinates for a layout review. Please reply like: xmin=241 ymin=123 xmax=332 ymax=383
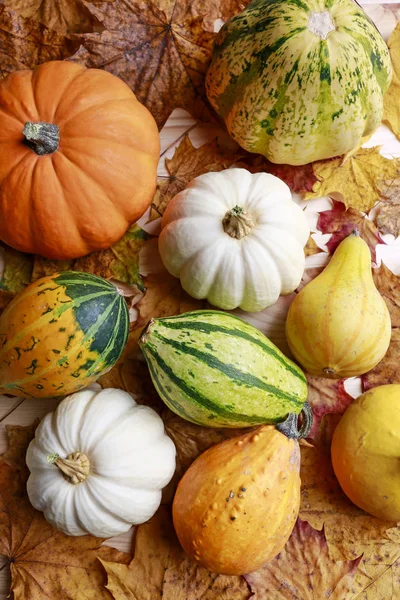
xmin=276 ymin=402 xmax=313 ymax=440
xmin=23 ymin=121 xmax=59 ymax=156
xmin=223 ymin=205 xmax=254 ymax=239
xmin=307 ymin=10 xmax=335 ymax=40
xmin=49 ymin=451 xmax=90 ymax=485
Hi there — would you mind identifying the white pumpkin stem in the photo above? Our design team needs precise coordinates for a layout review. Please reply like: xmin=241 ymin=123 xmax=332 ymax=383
xmin=51 ymin=451 xmax=91 ymax=485
xmin=23 ymin=121 xmax=60 ymax=155
xmin=223 ymin=205 xmax=254 ymax=239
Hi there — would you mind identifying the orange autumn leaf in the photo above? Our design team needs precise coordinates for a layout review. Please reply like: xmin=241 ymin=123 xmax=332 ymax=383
xmin=376 ymin=179 xmax=400 ymax=237
xmin=306 ymin=147 xmax=400 ymax=213
xmin=304 ymin=235 xmax=322 ymax=257
xmin=245 ymin=519 xmax=361 ymax=599
xmin=73 ymin=0 xmax=251 ymax=130
xmin=101 ymin=506 xmax=251 ymax=600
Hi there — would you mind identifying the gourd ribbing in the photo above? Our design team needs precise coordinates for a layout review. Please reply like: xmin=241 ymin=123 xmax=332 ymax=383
xmin=222 ymin=205 xmax=254 ymax=239
xmin=23 ymin=121 xmax=60 ymax=155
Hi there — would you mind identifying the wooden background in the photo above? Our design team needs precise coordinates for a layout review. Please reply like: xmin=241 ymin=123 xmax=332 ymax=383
xmin=1 ymin=2 xmax=400 ymax=597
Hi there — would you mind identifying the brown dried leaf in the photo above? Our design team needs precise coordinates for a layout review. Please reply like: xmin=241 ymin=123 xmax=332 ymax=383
xmin=383 ymin=22 xmax=400 ymax=140
xmin=376 ymin=180 xmax=400 ymax=237
xmin=0 ymin=243 xmax=33 ymax=296
xmin=239 ymin=154 xmax=318 ymax=193
xmin=361 ymin=264 xmax=400 ymax=390
xmin=299 ymin=415 xmax=400 ymax=598
xmin=101 ymin=506 xmax=251 ymax=600
xmin=1 ymin=421 xmax=39 ymax=479
xmin=32 ymin=224 xmax=151 ymax=292
xmin=245 ymin=519 xmax=361 ymax=600
xmin=306 ymin=376 xmax=354 ymax=441
xmin=304 ymin=235 xmax=322 ymax=257
xmin=3 ymin=0 xmax=107 ymax=33
xmin=0 ymin=4 xmax=79 ymax=77
xmin=317 ymin=200 xmax=385 ymax=262
xmin=306 ymin=147 xmax=400 ymax=213
xmin=151 ymin=135 xmax=244 ymax=220
xmin=0 ymin=456 xmax=130 ymax=600
xmin=73 ymin=0 xmax=249 ymax=130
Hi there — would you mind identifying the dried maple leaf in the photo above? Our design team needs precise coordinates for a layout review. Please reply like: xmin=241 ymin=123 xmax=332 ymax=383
xmin=151 ymin=135 xmax=243 ymax=220
xmin=239 ymin=154 xmax=317 ymax=194
xmin=0 ymin=244 xmax=33 ymax=295
xmin=245 ymin=519 xmax=361 ymax=600
xmin=383 ymin=22 xmax=400 ymax=140
xmin=317 ymin=200 xmax=385 ymax=262
xmin=101 ymin=506 xmax=251 ymax=600
xmin=1 ymin=421 xmax=39 ymax=479
xmin=32 ymin=224 xmax=151 ymax=292
xmin=306 ymin=376 xmax=354 ymax=441
xmin=304 ymin=235 xmax=322 ymax=257
xmin=376 ymin=179 xmax=400 ymax=237
xmin=0 ymin=4 xmax=79 ymax=77
xmin=299 ymin=414 xmax=400 ymax=598
xmin=306 ymin=147 xmax=400 ymax=213
xmin=362 ymin=328 xmax=400 ymax=391
xmin=0 ymin=434 xmax=130 ymax=600
xmin=3 ymin=0 xmax=108 ymax=33
xmin=370 ymin=263 xmax=400 ymax=327
xmin=73 ymin=0 xmax=249 ymax=130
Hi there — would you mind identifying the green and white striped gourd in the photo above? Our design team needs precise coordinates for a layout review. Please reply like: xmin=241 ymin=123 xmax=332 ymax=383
xmin=205 ymin=0 xmax=392 ymax=165
xmin=139 ymin=310 xmax=307 ymax=428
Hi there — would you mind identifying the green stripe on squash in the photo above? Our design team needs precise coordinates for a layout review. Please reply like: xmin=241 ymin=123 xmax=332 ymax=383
xmin=139 ymin=310 xmax=307 ymax=428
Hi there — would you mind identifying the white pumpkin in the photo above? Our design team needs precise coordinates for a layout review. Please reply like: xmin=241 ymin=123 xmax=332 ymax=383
xmin=158 ymin=168 xmax=310 ymax=312
xmin=26 ymin=387 xmax=176 ymax=538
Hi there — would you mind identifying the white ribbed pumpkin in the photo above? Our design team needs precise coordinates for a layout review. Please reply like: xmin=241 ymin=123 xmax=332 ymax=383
xmin=26 ymin=388 xmax=176 ymax=537
xmin=159 ymin=169 xmax=310 ymax=312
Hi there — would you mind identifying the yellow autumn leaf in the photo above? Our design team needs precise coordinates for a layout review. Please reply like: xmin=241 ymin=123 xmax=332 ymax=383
xmin=383 ymin=22 xmax=400 ymax=140
xmin=306 ymin=147 xmax=400 ymax=213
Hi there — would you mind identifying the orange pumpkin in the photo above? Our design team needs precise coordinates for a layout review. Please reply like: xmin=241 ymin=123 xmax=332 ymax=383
xmin=0 ymin=61 xmax=160 ymax=259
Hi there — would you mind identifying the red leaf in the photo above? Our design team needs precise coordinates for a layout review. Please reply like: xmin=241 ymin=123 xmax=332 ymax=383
xmin=317 ymin=200 xmax=385 ymax=262
xmin=306 ymin=376 xmax=354 ymax=441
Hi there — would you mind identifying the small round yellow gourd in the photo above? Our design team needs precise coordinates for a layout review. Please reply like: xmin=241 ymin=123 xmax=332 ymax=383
xmin=331 ymin=384 xmax=400 ymax=521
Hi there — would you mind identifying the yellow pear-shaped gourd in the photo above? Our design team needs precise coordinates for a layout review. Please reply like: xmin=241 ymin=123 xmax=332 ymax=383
xmin=285 ymin=232 xmax=391 ymax=378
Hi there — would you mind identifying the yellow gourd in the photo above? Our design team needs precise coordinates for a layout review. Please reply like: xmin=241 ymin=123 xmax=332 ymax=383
xmin=285 ymin=232 xmax=391 ymax=378
xmin=172 ymin=405 xmax=312 ymax=575
xmin=331 ymin=385 xmax=400 ymax=521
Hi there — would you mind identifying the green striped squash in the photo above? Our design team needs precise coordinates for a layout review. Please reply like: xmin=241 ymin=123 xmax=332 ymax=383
xmin=139 ymin=310 xmax=307 ymax=427
xmin=0 ymin=271 xmax=129 ymax=398
xmin=205 ymin=0 xmax=392 ymax=165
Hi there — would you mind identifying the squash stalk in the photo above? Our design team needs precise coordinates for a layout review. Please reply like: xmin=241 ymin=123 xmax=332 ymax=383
xmin=23 ymin=121 xmax=60 ymax=155
xmin=276 ymin=402 xmax=313 ymax=439
xmin=48 ymin=451 xmax=90 ymax=485
xmin=222 ymin=205 xmax=254 ymax=239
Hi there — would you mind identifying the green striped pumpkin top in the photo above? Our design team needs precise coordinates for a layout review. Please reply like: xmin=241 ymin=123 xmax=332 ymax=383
xmin=205 ymin=0 xmax=392 ymax=165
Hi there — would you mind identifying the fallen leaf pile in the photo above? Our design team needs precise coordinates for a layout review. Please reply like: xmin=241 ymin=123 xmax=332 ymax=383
xmin=1 ymin=1 xmax=400 ymax=599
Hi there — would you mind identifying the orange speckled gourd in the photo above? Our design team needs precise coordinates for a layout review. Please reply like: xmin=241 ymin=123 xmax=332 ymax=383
xmin=0 ymin=271 xmax=129 ymax=398
xmin=172 ymin=409 xmax=312 ymax=575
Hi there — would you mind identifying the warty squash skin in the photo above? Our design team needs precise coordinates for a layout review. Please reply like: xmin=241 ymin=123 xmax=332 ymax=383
xmin=172 ymin=408 xmax=313 ymax=575
xmin=285 ymin=233 xmax=391 ymax=378
xmin=331 ymin=385 xmax=400 ymax=522
xmin=206 ymin=0 xmax=392 ymax=165
xmin=0 ymin=271 xmax=129 ymax=398
xmin=0 ymin=61 xmax=160 ymax=259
